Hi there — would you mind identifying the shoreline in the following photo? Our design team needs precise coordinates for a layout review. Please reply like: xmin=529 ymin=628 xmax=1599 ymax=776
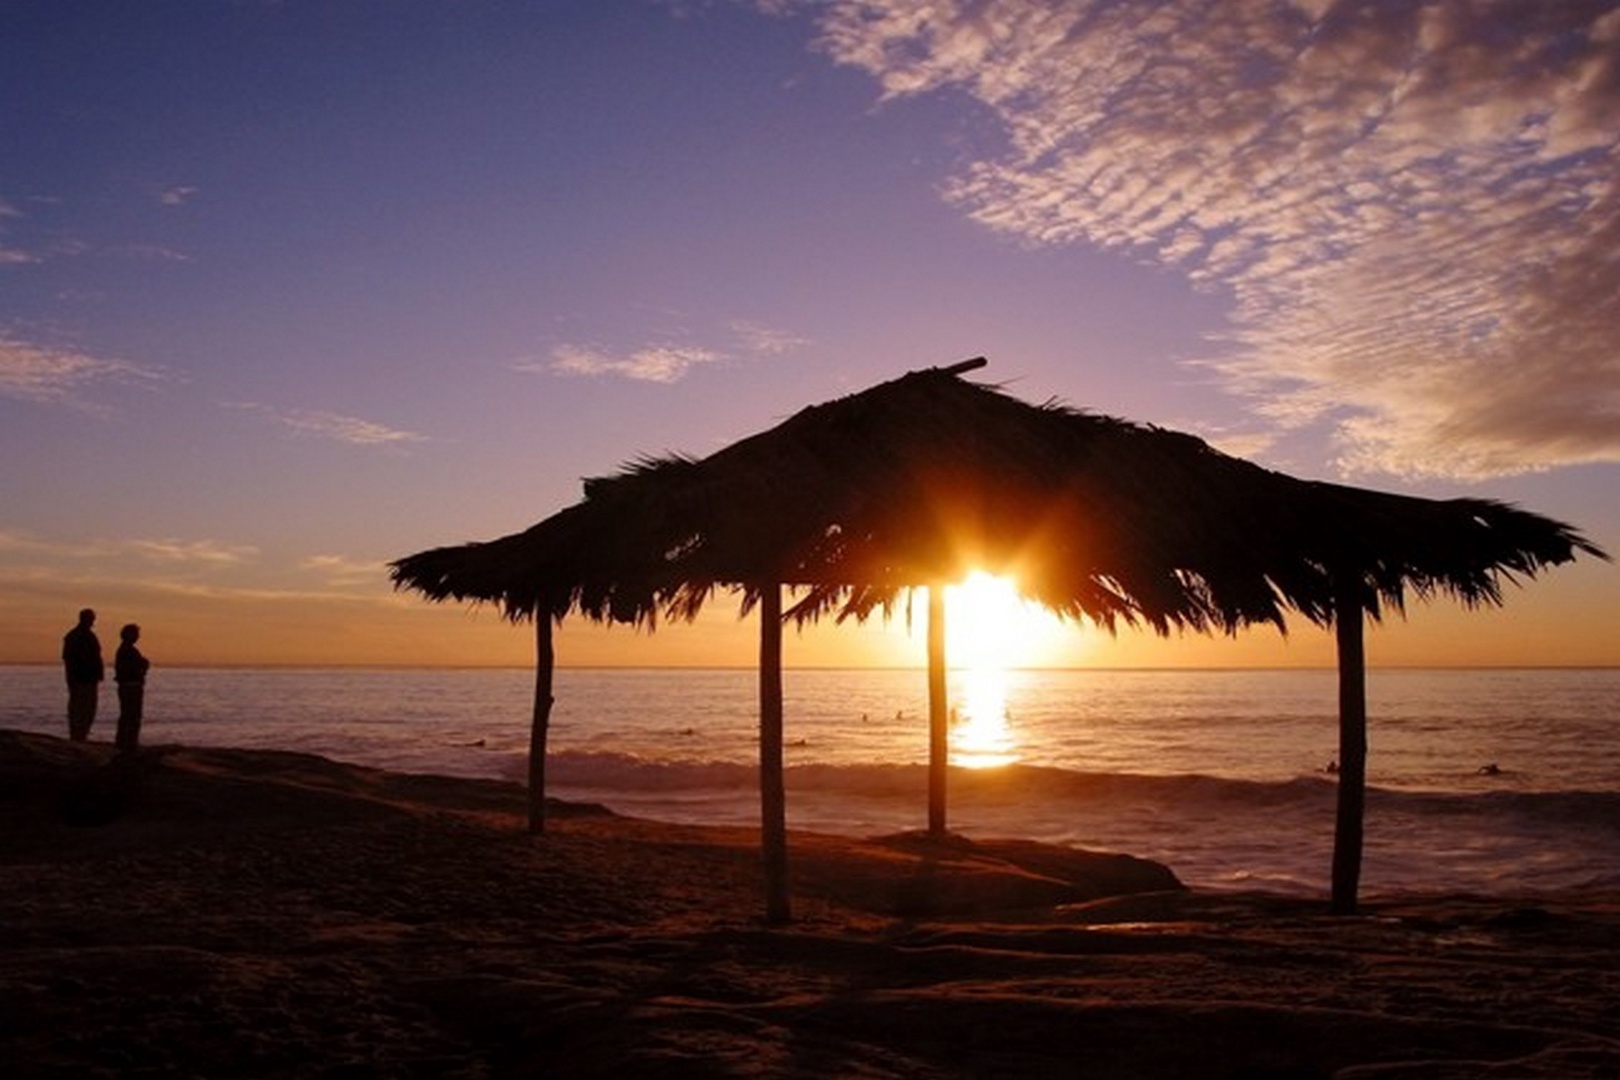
xmin=4 ymin=728 xmax=1619 ymax=1078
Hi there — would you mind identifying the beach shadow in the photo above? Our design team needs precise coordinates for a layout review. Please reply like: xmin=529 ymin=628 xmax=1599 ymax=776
xmin=57 ymin=754 xmax=148 ymax=827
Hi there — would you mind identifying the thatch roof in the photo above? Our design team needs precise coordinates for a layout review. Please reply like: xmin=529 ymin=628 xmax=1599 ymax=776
xmin=387 ymin=499 xmax=671 ymax=626
xmin=391 ymin=360 xmax=1607 ymax=916
xmin=391 ymin=363 xmax=1605 ymax=633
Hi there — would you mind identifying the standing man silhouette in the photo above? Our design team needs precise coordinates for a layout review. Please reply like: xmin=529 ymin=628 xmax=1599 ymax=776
xmin=114 ymin=624 xmax=150 ymax=754
xmin=62 ymin=608 xmax=105 ymax=741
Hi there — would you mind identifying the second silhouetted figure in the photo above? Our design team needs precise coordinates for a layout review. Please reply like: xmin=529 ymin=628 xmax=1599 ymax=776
xmin=114 ymin=624 xmax=151 ymax=755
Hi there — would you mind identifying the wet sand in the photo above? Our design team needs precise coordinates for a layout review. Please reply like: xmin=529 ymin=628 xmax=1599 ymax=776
xmin=3 ymin=728 xmax=1617 ymax=1079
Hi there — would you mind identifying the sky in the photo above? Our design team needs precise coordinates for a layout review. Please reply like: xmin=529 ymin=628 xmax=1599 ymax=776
xmin=2 ymin=0 xmax=1617 ymax=670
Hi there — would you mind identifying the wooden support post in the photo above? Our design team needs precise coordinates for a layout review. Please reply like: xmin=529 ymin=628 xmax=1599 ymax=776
xmin=528 ymin=612 xmax=555 ymax=835
xmin=759 ymin=582 xmax=791 ymax=924
xmin=1330 ymin=580 xmax=1368 ymax=914
xmin=927 ymin=582 xmax=949 ymax=837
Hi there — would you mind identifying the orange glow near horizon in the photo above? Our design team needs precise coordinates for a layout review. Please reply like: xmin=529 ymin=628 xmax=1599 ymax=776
xmin=4 ymin=558 xmax=1615 ymax=671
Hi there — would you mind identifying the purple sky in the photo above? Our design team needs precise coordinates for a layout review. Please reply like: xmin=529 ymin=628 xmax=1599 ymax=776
xmin=3 ymin=0 xmax=1616 ymax=668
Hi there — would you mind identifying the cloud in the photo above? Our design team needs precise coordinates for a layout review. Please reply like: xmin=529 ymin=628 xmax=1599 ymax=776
xmin=105 ymin=243 xmax=192 ymax=262
xmin=729 ymin=319 xmax=809 ymax=355
xmin=300 ymin=553 xmax=386 ymax=588
xmin=808 ymin=0 xmax=1620 ymax=479
xmin=278 ymin=410 xmax=427 ymax=445
xmin=159 ymin=185 xmax=199 ymax=206
xmin=0 ymin=200 xmax=37 ymax=264
xmin=0 ymin=531 xmax=116 ymax=560
xmin=544 ymin=343 xmax=724 ymax=382
xmin=528 ymin=318 xmax=803 ymax=382
xmin=230 ymin=403 xmax=428 ymax=446
xmin=0 ymin=567 xmax=398 ymax=611
xmin=0 ymin=529 xmax=258 ymax=569
xmin=128 ymin=539 xmax=259 ymax=566
xmin=0 ymin=336 xmax=163 ymax=401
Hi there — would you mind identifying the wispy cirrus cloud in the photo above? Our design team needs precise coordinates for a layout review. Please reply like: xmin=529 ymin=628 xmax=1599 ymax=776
xmin=0 ymin=199 xmax=41 ymax=265
xmin=0 ymin=530 xmax=395 ymax=612
xmin=529 ymin=317 xmax=804 ymax=383
xmin=0 ymin=336 xmax=164 ymax=402
xmin=729 ymin=319 xmax=809 ymax=355
xmin=0 ymin=568 xmax=398 ymax=611
xmin=0 ymin=199 xmax=24 ymax=261
xmin=542 ymin=343 xmax=724 ymax=383
xmin=300 ymin=553 xmax=386 ymax=589
xmin=229 ymin=403 xmax=428 ymax=447
xmin=808 ymin=0 xmax=1620 ymax=479
xmin=1 ymin=192 xmax=190 ymax=265
xmin=277 ymin=410 xmax=426 ymax=445
xmin=128 ymin=538 xmax=258 ymax=566
xmin=0 ymin=531 xmax=401 ymax=634
xmin=104 ymin=243 xmax=191 ymax=262
xmin=0 ymin=529 xmax=257 ymax=567
xmin=0 ymin=530 xmax=117 ymax=560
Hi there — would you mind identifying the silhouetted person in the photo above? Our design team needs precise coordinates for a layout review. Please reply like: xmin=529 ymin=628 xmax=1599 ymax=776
xmin=114 ymin=624 xmax=150 ymax=755
xmin=62 ymin=608 xmax=104 ymax=741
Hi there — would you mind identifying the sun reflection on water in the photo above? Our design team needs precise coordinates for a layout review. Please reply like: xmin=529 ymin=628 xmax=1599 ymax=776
xmin=942 ymin=571 xmax=1064 ymax=769
xmin=953 ymin=664 xmax=1019 ymax=768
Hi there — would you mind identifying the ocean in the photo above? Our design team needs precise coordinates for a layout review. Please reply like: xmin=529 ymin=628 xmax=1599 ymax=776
xmin=3 ymin=665 xmax=1616 ymax=899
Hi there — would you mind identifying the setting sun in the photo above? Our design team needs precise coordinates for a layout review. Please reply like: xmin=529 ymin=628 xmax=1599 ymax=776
xmin=943 ymin=572 xmax=1072 ymax=767
xmin=946 ymin=571 xmax=1063 ymax=671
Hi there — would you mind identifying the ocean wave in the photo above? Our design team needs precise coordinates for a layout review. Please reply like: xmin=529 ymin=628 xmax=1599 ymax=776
xmin=540 ymin=753 xmax=1620 ymax=823
xmin=532 ymin=754 xmax=1620 ymax=895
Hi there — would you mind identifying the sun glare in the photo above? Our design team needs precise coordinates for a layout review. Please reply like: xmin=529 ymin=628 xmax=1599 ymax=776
xmin=943 ymin=572 xmax=1071 ymax=768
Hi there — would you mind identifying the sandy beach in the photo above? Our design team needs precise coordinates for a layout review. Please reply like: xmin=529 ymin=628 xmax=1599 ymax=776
xmin=3 ymin=729 xmax=1617 ymax=1079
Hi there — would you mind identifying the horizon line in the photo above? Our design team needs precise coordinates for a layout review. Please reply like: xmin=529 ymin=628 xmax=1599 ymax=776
xmin=2 ymin=661 xmax=1617 ymax=674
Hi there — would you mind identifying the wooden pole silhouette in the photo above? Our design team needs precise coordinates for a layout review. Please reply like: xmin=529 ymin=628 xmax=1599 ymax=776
xmin=1330 ymin=579 xmax=1368 ymax=914
xmin=758 ymin=582 xmax=791 ymax=923
xmin=528 ymin=613 xmax=555 ymax=834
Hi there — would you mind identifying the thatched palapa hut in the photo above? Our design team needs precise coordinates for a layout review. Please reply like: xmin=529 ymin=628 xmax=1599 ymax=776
xmin=392 ymin=359 xmax=1605 ymax=919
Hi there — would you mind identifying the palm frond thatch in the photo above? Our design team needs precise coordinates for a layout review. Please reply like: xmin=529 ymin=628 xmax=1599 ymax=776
xmin=392 ymin=364 xmax=1604 ymax=633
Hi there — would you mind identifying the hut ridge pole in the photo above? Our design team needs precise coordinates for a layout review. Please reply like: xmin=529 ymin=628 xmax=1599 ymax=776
xmin=1330 ymin=579 xmax=1368 ymax=914
xmin=759 ymin=581 xmax=791 ymax=924
xmin=528 ymin=611 xmax=555 ymax=835
xmin=927 ymin=582 xmax=948 ymax=837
